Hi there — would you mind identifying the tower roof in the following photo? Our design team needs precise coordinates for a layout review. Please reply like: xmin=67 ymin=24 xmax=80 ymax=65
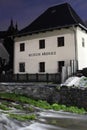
xmin=18 ymin=3 xmax=86 ymax=36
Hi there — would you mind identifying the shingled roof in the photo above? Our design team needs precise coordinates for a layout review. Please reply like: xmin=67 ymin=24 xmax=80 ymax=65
xmin=18 ymin=3 xmax=86 ymax=36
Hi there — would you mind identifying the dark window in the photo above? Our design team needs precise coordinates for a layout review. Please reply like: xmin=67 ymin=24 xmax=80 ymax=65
xmin=39 ymin=62 xmax=45 ymax=72
xmin=19 ymin=63 xmax=25 ymax=72
xmin=58 ymin=61 xmax=64 ymax=72
xmin=82 ymin=38 xmax=85 ymax=47
xmin=20 ymin=43 xmax=25 ymax=51
xmin=57 ymin=37 xmax=64 ymax=47
xmin=39 ymin=39 xmax=45 ymax=49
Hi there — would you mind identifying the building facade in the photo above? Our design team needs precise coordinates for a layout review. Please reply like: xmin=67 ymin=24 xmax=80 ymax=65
xmin=14 ymin=3 xmax=87 ymax=74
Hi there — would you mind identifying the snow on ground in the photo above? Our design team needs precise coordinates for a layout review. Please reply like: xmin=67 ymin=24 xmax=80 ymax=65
xmin=61 ymin=76 xmax=87 ymax=88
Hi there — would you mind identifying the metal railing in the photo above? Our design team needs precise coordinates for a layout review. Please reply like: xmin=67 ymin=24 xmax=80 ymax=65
xmin=0 ymin=73 xmax=61 ymax=83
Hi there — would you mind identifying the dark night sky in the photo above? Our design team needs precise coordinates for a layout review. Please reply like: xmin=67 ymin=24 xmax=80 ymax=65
xmin=0 ymin=0 xmax=87 ymax=31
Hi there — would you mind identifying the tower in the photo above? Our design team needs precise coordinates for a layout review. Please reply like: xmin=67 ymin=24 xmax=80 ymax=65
xmin=7 ymin=19 xmax=18 ymax=35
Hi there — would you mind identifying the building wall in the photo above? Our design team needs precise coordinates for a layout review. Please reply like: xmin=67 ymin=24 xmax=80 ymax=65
xmin=76 ymin=27 xmax=87 ymax=70
xmin=14 ymin=28 xmax=76 ymax=74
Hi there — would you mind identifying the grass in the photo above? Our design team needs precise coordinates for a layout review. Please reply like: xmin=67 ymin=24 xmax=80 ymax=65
xmin=52 ymin=103 xmax=86 ymax=114
xmin=0 ymin=92 xmax=86 ymax=114
xmin=9 ymin=113 xmax=36 ymax=121
xmin=0 ymin=104 xmax=11 ymax=111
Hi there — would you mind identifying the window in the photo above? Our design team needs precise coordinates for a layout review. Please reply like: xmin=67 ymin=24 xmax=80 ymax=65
xmin=19 ymin=62 xmax=25 ymax=72
xmin=58 ymin=61 xmax=64 ymax=72
xmin=39 ymin=39 xmax=45 ymax=49
xmin=57 ymin=37 xmax=64 ymax=47
xmin=20 ymin=43 xmax=25 ymax=51
xmin=39 ymin=62 xmax=45 ymax=72
xmin=82 ymin=38 xmax=85 ymax=47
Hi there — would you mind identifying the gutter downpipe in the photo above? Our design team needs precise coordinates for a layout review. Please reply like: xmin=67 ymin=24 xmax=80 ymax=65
xmin=71 ymin=25 xmax=78 ymax=74
xmin=73 ymin=26 xmax=78 ymax=61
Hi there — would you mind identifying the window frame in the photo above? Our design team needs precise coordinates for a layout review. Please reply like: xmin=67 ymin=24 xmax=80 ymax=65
xmin=39 ymin=39 xmax=45 ymax=49
xmin=19 ymin=62 xmax=25 ymax=72
xmin=58 ymin=61 xmax=64 ymax=72
xmin=39 ymin=62 xmax=45 ymax=72
xmin=57 ymin=37 xmax=64 ymax=47
xmin=20 ymin=43 xmax=25 ymax=52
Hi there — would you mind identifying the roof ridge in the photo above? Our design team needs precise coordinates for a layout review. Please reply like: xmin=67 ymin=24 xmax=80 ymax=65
xmin=48 ymin=2 xmax=68 ymax=9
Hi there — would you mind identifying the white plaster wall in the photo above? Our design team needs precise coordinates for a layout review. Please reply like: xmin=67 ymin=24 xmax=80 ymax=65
xmin=14 ymin=28 xmax=75 ymax=74
xmin=76 ymin=27 xmax=87 ymax=70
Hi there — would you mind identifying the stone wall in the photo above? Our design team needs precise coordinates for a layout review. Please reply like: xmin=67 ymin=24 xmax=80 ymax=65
xmin=59 ymin=86 xmax=87 ymax=109
xmin=0 ymin=83 xmax=87 ymax=109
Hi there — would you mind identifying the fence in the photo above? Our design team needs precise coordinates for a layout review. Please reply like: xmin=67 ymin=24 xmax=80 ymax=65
xmin=0 ymin=73 xmax=61 ymax=83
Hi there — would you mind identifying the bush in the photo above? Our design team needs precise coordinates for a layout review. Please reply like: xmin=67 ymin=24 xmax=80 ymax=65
xmin=52 ymin=103 xmax=61 ymax=111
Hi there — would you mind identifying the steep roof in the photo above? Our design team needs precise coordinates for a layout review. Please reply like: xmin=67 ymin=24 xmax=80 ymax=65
xmin=18 ymin=3 xmax=86 ymax=36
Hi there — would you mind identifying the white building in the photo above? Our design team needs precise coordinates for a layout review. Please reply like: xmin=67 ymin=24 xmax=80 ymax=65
xmin=14 ymin=3 xmax=87 ymax=74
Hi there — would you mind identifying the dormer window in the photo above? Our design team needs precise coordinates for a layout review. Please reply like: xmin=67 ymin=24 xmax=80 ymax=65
xmin=51 ymin=9 xmax=56 ymax=13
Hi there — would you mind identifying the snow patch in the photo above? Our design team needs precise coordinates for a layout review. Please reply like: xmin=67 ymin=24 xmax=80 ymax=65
xmin=61 ymin=76 xmax=87 ymax=88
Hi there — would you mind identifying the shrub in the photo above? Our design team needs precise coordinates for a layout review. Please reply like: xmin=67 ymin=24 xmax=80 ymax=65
xmin=52 ymin=103 xmax=61 ymax=111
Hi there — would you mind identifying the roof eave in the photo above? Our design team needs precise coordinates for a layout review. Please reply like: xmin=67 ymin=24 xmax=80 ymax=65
xmin=78 ymin=23 xmax=87 ymax=31
xmin=15 ymin=24 xmax=80 ymax=37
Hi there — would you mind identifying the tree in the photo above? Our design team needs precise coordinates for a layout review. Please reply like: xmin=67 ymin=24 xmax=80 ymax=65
xmin=3 ymin=19 xmax=18 ymax=72
xmin=3 ymin=37 xmax=14 ymax=70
